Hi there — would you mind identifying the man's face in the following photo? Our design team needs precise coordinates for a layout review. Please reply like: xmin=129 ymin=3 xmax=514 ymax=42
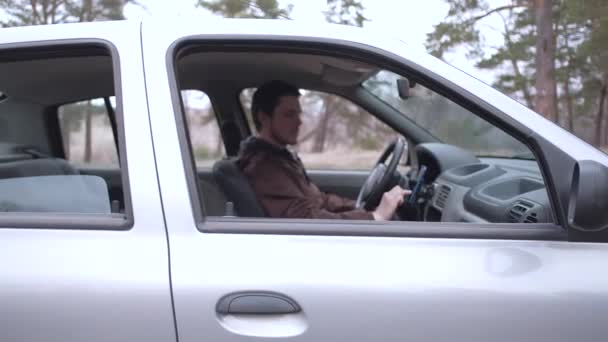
xmin=260 ymin=95 xmax=302 ymax=146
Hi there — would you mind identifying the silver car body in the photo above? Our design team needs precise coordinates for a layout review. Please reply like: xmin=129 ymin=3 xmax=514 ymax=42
xmin=0 ymin=18 xmax=606 ymax=342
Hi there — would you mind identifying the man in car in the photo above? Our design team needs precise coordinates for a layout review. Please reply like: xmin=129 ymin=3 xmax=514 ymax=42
xmin=238 ymin=80 xmax=410 ymax=221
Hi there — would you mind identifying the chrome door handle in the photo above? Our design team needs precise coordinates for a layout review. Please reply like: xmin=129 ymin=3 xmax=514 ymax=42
xmin=216 ymin=291 xmax=301 ymax=315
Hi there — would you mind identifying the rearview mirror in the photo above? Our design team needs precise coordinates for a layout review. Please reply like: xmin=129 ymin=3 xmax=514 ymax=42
xmin=567 ymin=160 xmax=608 ymax=232
xmin=397 ymin=78 xmax=416 ymax=100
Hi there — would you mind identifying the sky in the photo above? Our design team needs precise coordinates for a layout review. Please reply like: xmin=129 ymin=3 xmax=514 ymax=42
xmin=123 ymin=0 xmax=508 ymax=84
xmin=124 ymin=0 xmax=451 ymax=48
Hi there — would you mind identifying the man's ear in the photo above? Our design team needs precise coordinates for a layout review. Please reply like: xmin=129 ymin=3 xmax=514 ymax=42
xmin=258 ymin=111 xmax=271 ymax=128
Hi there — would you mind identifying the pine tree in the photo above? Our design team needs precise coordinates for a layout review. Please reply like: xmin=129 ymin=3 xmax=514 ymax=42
xmin=426 ymin=0 xmax=608 ymax=147
xmin=197 ymin=0 xmax=292 ymax=19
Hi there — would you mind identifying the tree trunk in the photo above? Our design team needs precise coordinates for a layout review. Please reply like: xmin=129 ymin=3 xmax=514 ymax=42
xmin=513 ymin=59 xmax=534 ymax=109
xmin=563 ymin=72 xmax=574 ymax=132
xmin=84 ymin=101 xmax=93 ymax=162
xmin=312 ymin=95 xmax=334 ymax=153
xmin=603 ymin=96 xmax=608 ymax=147
xmin=502 ymin=19 xmax=534 ymax=108
xmin=603 ymin=100 xmax=608 ymax=148
xmin=61 ymin=117 xmax=71 ymax=158
xmin=561 ymin=23 xmax=575 ymax=132
xmin=214 ymin=134 xmax=223 ymax=157
xmin=533 ymin=0 xmax=558 ymax=122
xmin=595 ymin=83 xmax=607 ymax=148
xmin=312 ymin=107 xmax=331 ymax=153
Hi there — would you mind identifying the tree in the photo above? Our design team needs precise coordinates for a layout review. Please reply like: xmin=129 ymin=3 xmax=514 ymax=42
xmin=324 ymin=0 xmax=368 ymax=27
xmin=308 ymin=0 xmax=368 ymax=153
xmin=197 ymin=0 xmax=292 ymax=19
xmin=558 ymin=0 xmax=608 ymax=146
xmin=475 ymin=10 xmax=535 ymax=108
xmin=532 ymin=0 xmax=557 ymax=121
xmin=0 ymin=0 xmax=134 ymax=27
xmin=425 ymin=1 xmax=560 ymax=115
xmin=425 ymin=1 xmax=560 ymax=121
xmin=426 ymin=0 xmax=608 ymax=148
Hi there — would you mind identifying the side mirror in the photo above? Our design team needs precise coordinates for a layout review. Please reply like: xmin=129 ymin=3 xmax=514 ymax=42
xmin=397 ymin=78 xmax=416 ymax=100
xmin=567 ymin=160 xmax=608 ymax=232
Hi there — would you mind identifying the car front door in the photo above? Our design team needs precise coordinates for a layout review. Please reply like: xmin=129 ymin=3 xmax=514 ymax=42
xmin=144 ymin=21 xmax=608 ymax=342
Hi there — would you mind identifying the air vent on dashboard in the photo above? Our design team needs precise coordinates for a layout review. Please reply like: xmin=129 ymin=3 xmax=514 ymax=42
xmin=523 ymin=214 xmax=538 ymax=223
xmin=507 ymin=200 xmax=534 ymax=223
xmin=435 ymin=184 xmax=452 ymax=209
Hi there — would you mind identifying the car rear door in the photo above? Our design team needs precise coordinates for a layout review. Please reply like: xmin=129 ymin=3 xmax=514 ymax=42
xmin=143 ymin=20 xmax=608 ymax=342
xmin=0 ymin=22 xmax=175 ymax=342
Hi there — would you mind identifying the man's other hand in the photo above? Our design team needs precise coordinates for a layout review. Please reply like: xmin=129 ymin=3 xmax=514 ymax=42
xmin=372 ymin=186 xmax=411 ymax=221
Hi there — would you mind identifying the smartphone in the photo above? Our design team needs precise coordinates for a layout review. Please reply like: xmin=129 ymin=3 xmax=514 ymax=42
xmin=407 ymin=165 xmax=427 ymax=204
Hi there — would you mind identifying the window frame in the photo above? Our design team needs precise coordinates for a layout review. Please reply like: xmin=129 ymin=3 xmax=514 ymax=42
xmin=168 ymin=36 xmax=567 ymax=241
xmin=0 ymin=39 xmax=133 ymax=230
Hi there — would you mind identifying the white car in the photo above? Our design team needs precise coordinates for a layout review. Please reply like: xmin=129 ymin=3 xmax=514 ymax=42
xmin=0 ymin=18 xmax=607 ymax=342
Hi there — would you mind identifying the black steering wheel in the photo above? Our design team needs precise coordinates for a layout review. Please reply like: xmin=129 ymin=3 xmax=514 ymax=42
xmin=356 ymin=137 xmax=406 ymax=210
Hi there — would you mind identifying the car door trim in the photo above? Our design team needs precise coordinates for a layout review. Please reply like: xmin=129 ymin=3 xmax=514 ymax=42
xmin=200 ymin=219 xmax=565 ymax=241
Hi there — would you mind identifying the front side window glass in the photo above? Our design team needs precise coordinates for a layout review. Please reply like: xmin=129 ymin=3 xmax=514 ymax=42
xmin=363 ymin=70 xmax=531 ymax=159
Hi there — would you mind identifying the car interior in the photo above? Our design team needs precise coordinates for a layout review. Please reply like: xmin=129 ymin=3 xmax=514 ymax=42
xmin=0 ymin=46 xmax=121 ymax=216
xmin=174 ymin=46 xmax=555 ymax=225
xmin=0 ymin=42 xmax=554 ymax=226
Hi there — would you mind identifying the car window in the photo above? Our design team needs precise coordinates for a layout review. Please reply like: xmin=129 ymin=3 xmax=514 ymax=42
xmin=0 ymin=45 xmax=128 ymax=224
xmin=58 ymin=97 xmax=118 ymax=167
xmin=240 ymin=89 xmax=401 ymax=171
xmin=172 ymin=48 xmax=554 ymax=230
xmin=363 ymin=70 xmax=531 ymax=159
xmin=182 ymin=90 xmax=224 ymax=168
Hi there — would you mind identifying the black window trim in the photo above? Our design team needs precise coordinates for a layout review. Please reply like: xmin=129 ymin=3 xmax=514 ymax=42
xmin=0 ymin=39 xmax=133 ymax=231
xmin=167 ymin=35 xmax=569 ymax=241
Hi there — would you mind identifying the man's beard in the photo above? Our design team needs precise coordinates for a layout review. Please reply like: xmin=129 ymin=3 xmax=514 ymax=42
xmin=271 ymin=127 xmax=297 ymax=146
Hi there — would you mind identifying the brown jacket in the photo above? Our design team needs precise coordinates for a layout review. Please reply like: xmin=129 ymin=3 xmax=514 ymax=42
xmin=238 ymin=137 xmax=373 ymax=220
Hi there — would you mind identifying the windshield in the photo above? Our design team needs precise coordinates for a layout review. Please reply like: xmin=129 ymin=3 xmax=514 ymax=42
xmin=363 ymin=70 xmax=531 ymax=159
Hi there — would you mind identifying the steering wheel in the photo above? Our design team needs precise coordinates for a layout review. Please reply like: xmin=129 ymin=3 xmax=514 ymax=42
xmin=356 ymin=137 xmax=406 ymax=210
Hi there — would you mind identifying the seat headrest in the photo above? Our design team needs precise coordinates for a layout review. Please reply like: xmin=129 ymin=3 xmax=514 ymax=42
xmin=220 ymin=121 xmax=242 ymax=157
xmin=212 ymin=158 xmax=266 ymax=217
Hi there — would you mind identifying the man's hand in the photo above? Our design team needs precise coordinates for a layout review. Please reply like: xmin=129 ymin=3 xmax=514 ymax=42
xmin=372 ymin=186 xmax=411 ymax=221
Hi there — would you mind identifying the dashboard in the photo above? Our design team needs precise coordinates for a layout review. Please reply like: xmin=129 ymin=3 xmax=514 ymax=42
xmin=415 ymin=143 xmax=553 ymax=223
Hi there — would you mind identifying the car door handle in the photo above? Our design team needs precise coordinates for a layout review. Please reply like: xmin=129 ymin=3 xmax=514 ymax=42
xmin=216 ymin=291 xmax=301 ymax=315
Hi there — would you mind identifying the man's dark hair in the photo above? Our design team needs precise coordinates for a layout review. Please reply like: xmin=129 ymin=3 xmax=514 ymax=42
xmin=251 ymin=80 xmax=300 ymax=130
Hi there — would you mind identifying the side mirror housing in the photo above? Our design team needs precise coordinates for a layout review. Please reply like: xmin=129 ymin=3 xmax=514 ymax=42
xmin=567 ymin=160 xmax=608 ymax=232
xmin=397 ymin=78 xmax=416 ymax=100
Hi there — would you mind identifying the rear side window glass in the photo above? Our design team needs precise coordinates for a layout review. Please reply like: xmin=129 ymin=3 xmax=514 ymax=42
xmin=0 ymin=45 xmax=129 ymax=227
